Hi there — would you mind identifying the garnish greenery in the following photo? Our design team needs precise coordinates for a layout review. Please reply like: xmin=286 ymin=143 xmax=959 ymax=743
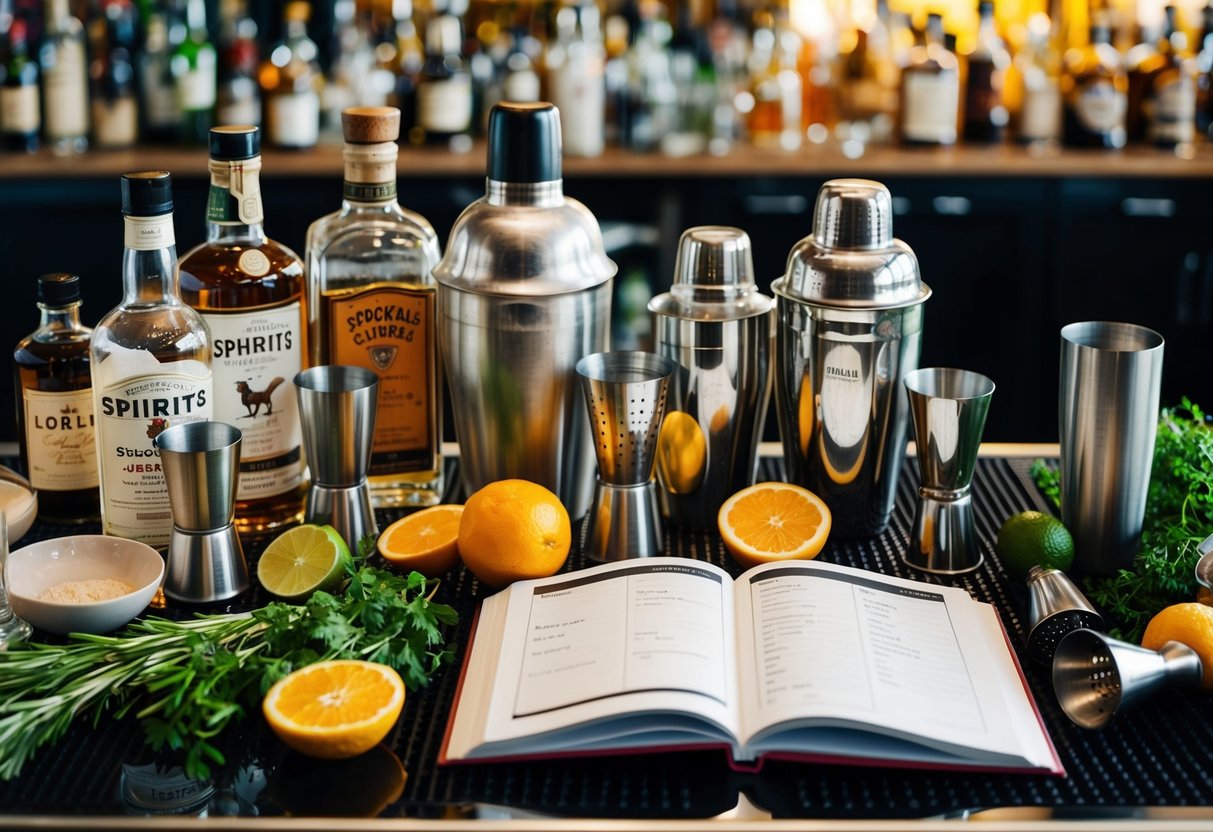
xmin=0 ymin=537 xmax=457 ymax=781
xmin=1032 ymin=398 xmax=1213 ymax=641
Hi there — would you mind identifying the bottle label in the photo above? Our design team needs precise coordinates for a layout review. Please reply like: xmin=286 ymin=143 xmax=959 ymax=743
xmin=343 ymin=142 xmax=398 ymax=201
xmin=268 ymin=91 xmax=320 ymax=148
xmin=22 ymin=388 xmax=98 ymax=491
xmin=44 ymin=39 xmax=89 ymax=137
xmin=177 ymin=50 xmax=217 ymax=111
xmin=1020 ymin=81 xmax=1061 ymax=141
xmin=204 ymin=302 xmax=305 ymax=501
xmin=0 ymin=85 xmax=41 ymax=133
xmin=1075 ymin=79 xmax=1126 ymax=133
xmin=124 ymin=215 xmax=176 ymax=251
xmin=92 ymin=97 xmax=138 ymax=147
xmin=417 ymin=76 xmax=472 ymax=134
xmin=1148 ymin=76 xmax=1195 ymax=144
xmin=901 ymin=71 xmax=959 ymax=143
xmin=95 ymin=370 xmax=213 ymax=548
xmin=207 ymin=159 xmax=264 ymax=225
xmin=325 ymin=286 xmax=435 ymax=473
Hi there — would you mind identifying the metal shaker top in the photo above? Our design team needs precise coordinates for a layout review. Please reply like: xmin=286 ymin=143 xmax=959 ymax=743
xmin=648 ymin=226 xmax=773 ymax=322
xmin=774 ymin=179 xmax=931 ymax=310
xmin=433 ymin=102 xmax=616 ymax=297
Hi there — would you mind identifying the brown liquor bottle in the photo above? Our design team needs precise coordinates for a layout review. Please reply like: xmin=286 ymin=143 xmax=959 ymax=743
xmin=963 ymin=0 xmax=1011 ymax=142
xmin=13 ymin=273 xmax=100 ymax=523
xmin=178 ymin=126 xmax=308 ymax=536
xmin=898 ymin=13 xmax=960 ymax=145
xmin=1061 ymin=20 xmax=1127 ymax=148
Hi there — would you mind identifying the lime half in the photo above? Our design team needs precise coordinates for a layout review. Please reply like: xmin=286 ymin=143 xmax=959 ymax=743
xmin=257 ymin=524 xmax=352 ymax=601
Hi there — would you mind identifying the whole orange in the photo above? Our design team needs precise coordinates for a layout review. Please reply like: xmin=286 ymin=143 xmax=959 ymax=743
xmin=458 ymin=479 xmax=571 ymax=588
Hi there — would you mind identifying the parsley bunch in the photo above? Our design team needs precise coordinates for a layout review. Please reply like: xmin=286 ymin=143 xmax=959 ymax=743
xmin=0 ymin=540 xmax=457 ymax=781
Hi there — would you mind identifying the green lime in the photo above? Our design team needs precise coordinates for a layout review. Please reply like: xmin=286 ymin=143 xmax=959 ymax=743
xmin=257 ymin=524 xmax=352 ymax=601
xmin=995 ymin=511 xmax=1075 ymax=579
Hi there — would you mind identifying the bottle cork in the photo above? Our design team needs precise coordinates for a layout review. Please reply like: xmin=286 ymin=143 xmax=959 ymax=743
xmin=342 ymin=107 xmax=401 ymax=144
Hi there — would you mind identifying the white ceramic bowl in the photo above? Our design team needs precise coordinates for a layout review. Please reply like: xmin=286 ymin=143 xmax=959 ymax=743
xmin=0 ymin=479 xmax=37 ymax=545
xmin=6 ymin=535 xmax=164 ymax=635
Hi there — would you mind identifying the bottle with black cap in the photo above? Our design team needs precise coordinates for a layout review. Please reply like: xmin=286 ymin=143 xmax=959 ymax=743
xmin=91 ymin=171 xmax=213 ymax=550
xmin=435 ymin=102 xmax=616 ymax=516
xmin=179 ymin=126 xmax=307 ymax=535
xmin=13 ymin=273 xmax=100 ymax=523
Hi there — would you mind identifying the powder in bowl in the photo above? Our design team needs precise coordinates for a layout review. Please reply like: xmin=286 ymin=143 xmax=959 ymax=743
xmin=39 ymin=579 xmax=135 ymax=604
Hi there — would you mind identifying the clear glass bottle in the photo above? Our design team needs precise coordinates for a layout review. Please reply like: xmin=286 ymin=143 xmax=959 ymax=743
xmin=41 ymin=0 xmax=90 ymax=154
xmin=839 ymin=0 xmax=900 ymax=143
xmin=305 ymin=107 xmax=443 ymax=508
xmin=415 ymin=12 xmax=473 ymax=147
xmin=899 ymin=12 xmax=960 ymax=145
xmin=91 ymin=172 xmax=213 ymax=550
xmin=1012 ymin=12 xmax=1062 ymax=145
xmin=1198 ymin=1 xmax=1213 ymax=137
xmin=1062 ymin=20 xmax=1127 ymax=148
xmin=172 ymin=0 xmax=217 ymax=145
xmin=546 ymin=0 xmax=606 ymax=157
xmin=13 ymin=273 xmax=100 ymax=523
xmin=0 ymin=19 xmax=41 ymax=153
xmin=215 ymin=0 xmax=261 ymax=127
xmin=259 ymin=1 xmax=323 ymax=150
xmin=178 ymin=127 xmax=308 ymax=536
xmin=138 ymin=11 xmax=181 ymax=144
xmin=962 ymin=0 xmax=1011 ymax=143
xmin=90 ymin=0 xmax=139 ymax=150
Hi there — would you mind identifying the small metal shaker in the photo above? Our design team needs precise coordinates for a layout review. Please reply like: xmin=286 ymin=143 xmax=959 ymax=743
xmin=435 ymin=102 xmax=616 ymax=518
xmin=648 ymin=227 xmax=772 ymax=530
xmin=772 ymin=179 xmax=931 ymax=538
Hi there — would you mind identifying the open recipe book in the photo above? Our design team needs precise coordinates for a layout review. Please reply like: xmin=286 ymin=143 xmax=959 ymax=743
xmin=440 ymin=558 xmax=1063 ymax=775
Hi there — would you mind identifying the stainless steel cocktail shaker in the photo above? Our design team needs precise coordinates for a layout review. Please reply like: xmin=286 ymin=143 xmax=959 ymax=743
xmin=771 ymin=179 xmax=931 ymax=538
xmin=648 ymin=227 xmax=772 ymax=530
xmin=435 ymin=103 xmax=616 ymax=517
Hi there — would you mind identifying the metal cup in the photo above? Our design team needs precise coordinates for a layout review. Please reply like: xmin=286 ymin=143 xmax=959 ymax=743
xmin=1025 ymin=565 xmax=1104 ymax=664
xmin=577 ymin=351 xmax=676 ymax=562
xmin=1059 ymin=322 xmax=1164 ymax=575
xmin=294 ymin=366 xmax=380 ymax=554
xmin=903 ymin=368 xmax=994 ymax=575
xmin=0 ymin=511 xmax=32 ymax=644
xmin=155 ymin=421 xmax=247 ymax=603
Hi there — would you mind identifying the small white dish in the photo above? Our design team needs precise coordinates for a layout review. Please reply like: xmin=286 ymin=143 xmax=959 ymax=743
xmin=0 ymin=479 xmax=37 ymax=545
xmin=6 ymin=535 xmax=164 ymax=635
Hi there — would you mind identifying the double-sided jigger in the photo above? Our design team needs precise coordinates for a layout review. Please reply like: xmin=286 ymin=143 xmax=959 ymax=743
xmin=295 ymin=366 xmax=380 ymax=554
xmin=1025 ymin=565 xmax=1103 ymax=664
xmin=903 ymin=367 xmax=995 ymax=575
xmin=155 ymin=421 xmax=247 ymax=603
xmin=576 ymin=351 xmax=676 ymax=562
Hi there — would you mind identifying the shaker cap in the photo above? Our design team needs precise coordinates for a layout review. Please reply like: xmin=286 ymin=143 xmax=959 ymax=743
xmin=487 ymin=102 xmax=562 ymax=184
xmin=649 ymin=226 xmax=772 ymax=321
xmin=775 ymin=178 xmax=930 ymax=310
xmin=121 ymin=171 xmax=173 ymax=216
xmin=209 ymin=125 xmax=259 ymax=160
xmin=37 ymin=273 xmax=81 ymax=306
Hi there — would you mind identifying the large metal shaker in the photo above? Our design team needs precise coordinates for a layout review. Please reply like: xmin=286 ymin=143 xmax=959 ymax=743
xmin=771 ymin=179 xmax=931 ymax=538
xmin=434 ymin=102 xmax=616 ymax=517
xmin=648 ymin=227 xmax=772 ymax=530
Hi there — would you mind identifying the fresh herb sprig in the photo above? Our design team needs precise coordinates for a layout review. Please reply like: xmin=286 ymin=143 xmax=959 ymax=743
xmin=0 ymin=538 xmax=457 ymax=781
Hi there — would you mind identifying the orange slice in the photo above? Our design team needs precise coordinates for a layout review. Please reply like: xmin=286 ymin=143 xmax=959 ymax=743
xmin=377 ymin=505 xmax=464 ymax=577
xmin=717 ymin=482 xmax=832 ymax=569
xmin=263 ymin=660 xmax=406 ymax=760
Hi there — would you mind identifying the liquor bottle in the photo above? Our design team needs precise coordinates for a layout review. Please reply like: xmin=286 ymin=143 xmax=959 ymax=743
xmin=1198 ymin=2 xmax=1213 ymax=137
xmin=41 ymin=0 xmax=90 ymax=153
xmin=502 ymin=27 xmax=541 ymax=103
xmin=546 ymin=0 xmax=605 ymax=157
xmin=138 ymin=11 xmax=181 ymax=144
xmin=748 ymin=22 xmax=802 ymax=150
xmin=172 ymin=0 xmax=217 ymax=145
xmin=898 ymin=12 xmax=960 ymax=145
xmin=1143 ymin=7 xmax=1197 ymax=147
xmin=215 ymin=0 xmax=260 ymax=127
xmin=622 ymin=0 xmax=675 ymax=152
xmin=1062 ymin=20 xmax=1127 ymax=148
xmin=90 ymin=0 xmax=139 ymax=149
xmin=962 ymin=0 xmax=1011 ymax=143
xmin=305 ymin=107 xmax=443 ymax=508
xmin=415 ymin=12 xmax=472 ymax=147
xmin=0 ymin=19 xmax=40 ymax=153
xmin=260 ymin=1 xmax=322 ymax=150
xmin=1012 ymin=12 xmax=1062 ymax=144
xmin=325 ymin=0 xmax=375 ymax=131
xmin=1126 ymin=16 xmax=1165 ymax=141
xmin=177 ymin=127 xmax=307 ymax=535
xmin=389 ymin=0 xmax=424 ymax=130
xmin=91 ymin=172 xmax=213 ymax=549
xmin=838 ymin=0 xmax=899 ymax=142
xmin=13 ymin=273 xmax=100 ymax=524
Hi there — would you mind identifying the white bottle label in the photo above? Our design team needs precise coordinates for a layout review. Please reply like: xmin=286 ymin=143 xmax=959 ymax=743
xmin=902 ymin=71 xmax=959 ymax=143
xmin=418 ymin=75 xmax=472 ymax=134
xmin=44 ymin=39 xmax=89 ymax=137
xmin=0 ymin=85 xmax=40 ymax=133
xmin=203 ymin=303 xmax=305 ymax=501
xmin=1148 ymin=77 xmax=1195 ymax=144
xmin=23 ymin=388 xmax=98 ymax=491
xmin=1020 ymin=81 xmax=1061 ymax=141
xmin=124 ymin=215 xmax=176 ymax=251
xmin=548 ymin=54 xmax=605 ymax=157
xmin=95 ymin=370 xmax=213 ymax=548
xmin=92 ymin=97 xmax=139 ymax=147
xmin=1076 ymin=79 xmax=1126 ymax=133
xmin=178 ymin=49 xmax=217 ymax=111
xmin=268 ymin=91 xmax=320 ymax=148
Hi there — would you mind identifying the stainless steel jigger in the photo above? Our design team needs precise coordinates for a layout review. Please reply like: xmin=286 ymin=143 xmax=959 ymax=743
xmin=1025 ymin=565 xmax=1104 ymax=664
xmin=155 ymin=421 xmax=248 ymax=603
xmin=295 ymin=366 xmax=379 ymax=554
xmin=903 ymin=368 xmax=995 ymax=575
xmin=576 ymin=351 xmax=676 ymax=562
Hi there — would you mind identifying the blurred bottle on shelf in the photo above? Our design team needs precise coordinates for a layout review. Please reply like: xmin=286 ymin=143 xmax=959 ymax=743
xmin=1125 ymin=8 xmax=1168 ymax=141
xmin=963 ymin=0 xmax=1010 ymax=143
xmin=899 ymin=12 xmax=960 ymax=145
xmin=663 ymin=0 xmax=714 ymax=156
xmin=838 ymin=0 xmax=899 ymax=144
xmin=706 ymin=0 xmax=748 ymax=153
xmin=388 ymin=0 xmax=424 ymax=130
xmin=137 ymin=10 xmax=180 ymax=143
xmin=503 ymin=25 xmax=541 ymax=102
xmin=746 ymin=12 xmax=801 ymax=150
xmin=621 ymin=0 xmax=676 ymax=152
xmin=415 ymin=7 xmax=473 ymax=148
xmin=791 ymin=0 xmax=837 ymax=144
xmin=90 ymin=0 xmax=139 ymax=149
xmin=323 ymin=0 xmax=372 ymax=133
xmin=547 ymin=0 xmax=606 ymax=157
xmin=42 ymin=0 xmax=90 ymax=154
xmin=1 ymin=18 xmax=40 ymax=153
xmin=1198 ymin=1 xmax=1213 ymax=137
xmin=171 ymin=0 xmax=216 ymax=145
xmin=215 ymin=0 xmax=260 ymax=127
xmin=1062 ymin=17 xmax=1127 ymax=148
xmin=1011 ymin=12 xmax=1062 ymax=145
xmin=260 ymin=1 xmax=323 ymax=150
xmin=602 ymin=12 xmax=629 ymax=146
xmin=1141 ymin=5 xmax=1196 ymax=147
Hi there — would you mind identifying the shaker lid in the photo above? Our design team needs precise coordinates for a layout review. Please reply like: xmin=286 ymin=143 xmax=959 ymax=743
xmin=649 ymin=226 xmax=772 ymax=321
xmin=775 ymin=179 xmax=930 ymax=310
xmin=487 ymin=102 xmax=562 ymax=184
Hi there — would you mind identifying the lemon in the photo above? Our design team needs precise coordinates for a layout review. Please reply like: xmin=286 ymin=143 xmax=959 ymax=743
xmin=995 ymin=511 xmax=1074 ymax=579
xmin=1142 ymin=603 xmax=1213 ymax=691
xmin=257 ymin=524 xmax=352 ymax=601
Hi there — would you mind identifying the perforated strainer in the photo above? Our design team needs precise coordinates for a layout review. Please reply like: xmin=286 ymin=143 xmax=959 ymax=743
xmin=1025 ymin=565 xmax=1104 ymax=664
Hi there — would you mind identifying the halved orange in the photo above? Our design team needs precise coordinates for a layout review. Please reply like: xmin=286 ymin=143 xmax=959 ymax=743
xmin=377 ymin=505 xmax=464 ymax=577
xmin=263 ymin=660 xmax=406 ymax=760
xmin=717 ymin=482 xmax=832 ymax=569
